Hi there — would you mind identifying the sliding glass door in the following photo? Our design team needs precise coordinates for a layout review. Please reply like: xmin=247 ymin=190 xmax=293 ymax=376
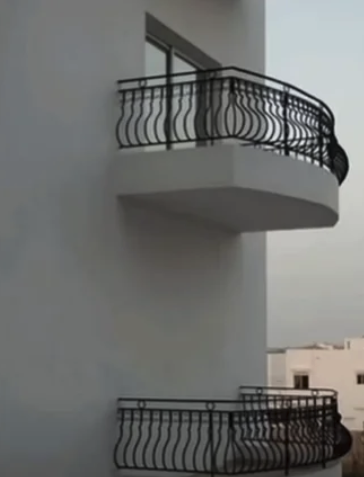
xmin=145 ymin=37 xmax=199 ymax=149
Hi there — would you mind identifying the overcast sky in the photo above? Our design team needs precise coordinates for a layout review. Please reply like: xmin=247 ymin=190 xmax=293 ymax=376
xmin=266 ymin=0 xmax=364 ymax=347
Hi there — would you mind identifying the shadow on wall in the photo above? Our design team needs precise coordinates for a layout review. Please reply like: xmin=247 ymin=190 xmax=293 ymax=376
xmin=343 ymin=431 xmax=364 ymax=477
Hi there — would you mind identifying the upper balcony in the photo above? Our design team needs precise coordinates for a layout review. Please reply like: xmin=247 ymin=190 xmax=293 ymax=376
xmin=113 ymin=387 xmax=352 ymax=475
xmin=113 ymin=67 xmax=349 ymax=233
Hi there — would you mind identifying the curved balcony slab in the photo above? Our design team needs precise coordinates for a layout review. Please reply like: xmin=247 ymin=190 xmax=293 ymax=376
xmin=113 ymin=144 xmax=339 ymax=233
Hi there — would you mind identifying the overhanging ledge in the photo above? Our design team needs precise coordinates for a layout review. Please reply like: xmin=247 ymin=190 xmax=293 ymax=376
xmin=112 ymin=144 xmax=339 ymax=233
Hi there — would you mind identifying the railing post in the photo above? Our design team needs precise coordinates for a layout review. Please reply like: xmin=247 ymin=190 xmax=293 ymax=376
xmin=333 ymin=399 xmax=339 ymax=456
xmin=208 ymin=72 xmax=217 ymax=145
xmin=282 ymin=87 xmax=289 ymax=156
xmin=208 ymin=402 xmax=216 ymax=477
xmin=318 ymin=105 xmax=324 ymax=168
xmin=321 ymin=399 xmax=327 ymax=468
xmin=165 ymin=78 xmax=173 ymax=149
xmin=284 ymin=402 xmax=291 ymax=475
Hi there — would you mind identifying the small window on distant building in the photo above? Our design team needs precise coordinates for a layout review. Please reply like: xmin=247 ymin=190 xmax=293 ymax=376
xmin=356 ymin=373 xmax=364 ymax=385
xmin=293 ymin=373 xmax=310 ymax=390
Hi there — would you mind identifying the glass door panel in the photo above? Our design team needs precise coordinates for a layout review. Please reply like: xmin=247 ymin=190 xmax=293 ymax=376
xmin=144 ymin=40 xmax=168 ymax=149
xmin=172 ymin=56 xmax=197 ymax=149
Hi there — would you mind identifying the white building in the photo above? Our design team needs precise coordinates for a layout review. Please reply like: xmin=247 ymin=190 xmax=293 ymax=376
xmin=268 ymin=337 xmax=364 ymax=432
xmin=0 ymin=1 xmax=350 ymax=476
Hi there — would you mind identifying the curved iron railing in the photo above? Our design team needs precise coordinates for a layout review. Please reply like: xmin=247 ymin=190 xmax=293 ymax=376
xmin=116 ymin=67 xmax=349 ymax=185
xmin=113 ymin=390 xmax=352 ymax=475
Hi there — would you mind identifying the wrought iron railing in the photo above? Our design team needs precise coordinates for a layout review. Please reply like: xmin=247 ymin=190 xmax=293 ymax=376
xmin=239 ymin=385 xmax=338 ymax=411
xmin=116 ymin=67 xmax=349 ymax=185
xmin=113 ymin=390 xmax=352 ymax=475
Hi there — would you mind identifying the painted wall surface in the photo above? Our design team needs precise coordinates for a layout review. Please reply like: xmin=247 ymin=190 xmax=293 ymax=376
xmin=0 ymin=1 xmax=267 ymax=475
xmin=268 ymin=338 xmax=364 ymax=431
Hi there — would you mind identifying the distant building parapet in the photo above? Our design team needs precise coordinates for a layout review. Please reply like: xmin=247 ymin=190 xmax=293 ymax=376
xmin=268 ymin=341 xmax=345 ymax=352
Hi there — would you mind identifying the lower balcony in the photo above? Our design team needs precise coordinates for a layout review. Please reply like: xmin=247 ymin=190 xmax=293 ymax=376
xmin=113 ymin=387 xmax=352 ymax=475
xmin=113 ymin=67 xmax=349 ymax=233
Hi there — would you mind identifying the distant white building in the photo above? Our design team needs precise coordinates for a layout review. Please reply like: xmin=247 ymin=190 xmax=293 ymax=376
xmin=268 ymin=337 xmax=364 ymax=431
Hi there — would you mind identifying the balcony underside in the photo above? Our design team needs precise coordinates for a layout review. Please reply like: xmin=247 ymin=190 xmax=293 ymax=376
xmin=113 ymin=144 xmax=339 ymax=233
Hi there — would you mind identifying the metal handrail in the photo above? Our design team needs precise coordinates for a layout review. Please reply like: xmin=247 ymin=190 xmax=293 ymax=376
xmin=116 ymin=67 xmax=349 ymax=184
xmin=113 ymin=392 xmax=352 ymax=474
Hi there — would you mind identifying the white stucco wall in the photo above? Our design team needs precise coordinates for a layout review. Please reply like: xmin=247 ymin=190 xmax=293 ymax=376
xmin=268 ymin=339 xmax=364 ymax=431
xmin=0 ymin=1 xmax=267 ymax=476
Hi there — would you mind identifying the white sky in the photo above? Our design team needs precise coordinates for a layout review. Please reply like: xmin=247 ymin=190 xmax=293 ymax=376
xmin=267 ymin=0 xmax=364 ymax=346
